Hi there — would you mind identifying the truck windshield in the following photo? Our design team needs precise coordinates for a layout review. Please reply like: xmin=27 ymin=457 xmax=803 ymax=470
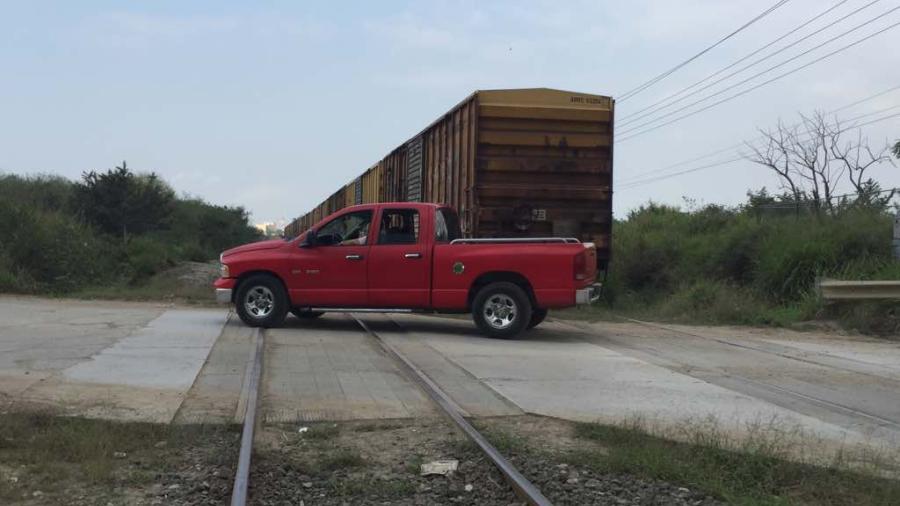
xmin=435 ymin=208 xmax=462 ymax=242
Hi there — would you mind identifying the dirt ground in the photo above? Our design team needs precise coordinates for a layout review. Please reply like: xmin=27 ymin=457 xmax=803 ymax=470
xmin=249 ymin=416 xmax=721 ymax=506
xmin=0 ymin=414 xmax=239 ymax=506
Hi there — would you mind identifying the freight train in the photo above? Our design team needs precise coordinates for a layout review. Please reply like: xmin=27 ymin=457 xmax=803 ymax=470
xmin=284 ymin=88 xmax=614 ymax=270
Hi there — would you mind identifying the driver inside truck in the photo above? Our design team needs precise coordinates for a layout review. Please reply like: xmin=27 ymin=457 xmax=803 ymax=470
xmin=339 ymin=217 xmax=368 ymax=246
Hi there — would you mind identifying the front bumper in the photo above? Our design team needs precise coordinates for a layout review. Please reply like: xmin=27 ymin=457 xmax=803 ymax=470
xmin=214 ymin=277 xmax=236 ymax=304
xmin=575 ymin=283 xmax=602 ymax=305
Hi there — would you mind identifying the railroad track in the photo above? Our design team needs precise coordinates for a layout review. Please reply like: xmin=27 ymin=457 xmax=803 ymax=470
xmin=228 ymin=316 xmax=552 ymax=506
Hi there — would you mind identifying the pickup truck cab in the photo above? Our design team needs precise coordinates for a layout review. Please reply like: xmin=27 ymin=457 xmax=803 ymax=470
xmin=214 ymin=203 xmax=600 ymax=338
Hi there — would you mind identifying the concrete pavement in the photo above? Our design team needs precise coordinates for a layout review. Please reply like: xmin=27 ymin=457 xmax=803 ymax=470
xmin=3 ymin=296 xmax=900 ymax=460
xmin=0 ymin=297 xmax=226 ymax=422
xmin=261 ymin=315 xmax=437 ymax=422
xmin=380 ymin=314 xmax=900 ymax=452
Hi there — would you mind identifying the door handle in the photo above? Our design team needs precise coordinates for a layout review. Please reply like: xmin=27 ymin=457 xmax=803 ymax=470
xmin=345 ymin=254 xmax=363 ymax=260
xmin=404 ymin=253 xmax=422 ymax=259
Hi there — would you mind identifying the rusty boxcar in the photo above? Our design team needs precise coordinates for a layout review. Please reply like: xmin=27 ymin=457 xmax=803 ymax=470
xmin=285 ymin=88 xmax=613 ymax=270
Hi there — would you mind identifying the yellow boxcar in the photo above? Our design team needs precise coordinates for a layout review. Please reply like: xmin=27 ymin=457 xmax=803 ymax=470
xmin=286 ymin=88 xmax=613 ymax=269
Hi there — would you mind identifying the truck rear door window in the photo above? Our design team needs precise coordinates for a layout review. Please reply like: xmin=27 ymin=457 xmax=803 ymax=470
xmin=377 ymin=209 xmax=419 ymax=245
xmin=435 ymin=208 xmax=461 ymax=242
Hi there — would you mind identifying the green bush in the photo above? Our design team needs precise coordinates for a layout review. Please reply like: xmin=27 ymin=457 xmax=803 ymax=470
xmin=604 ymin=199 xmax=897 ymax=332
xmin=0 ymin=169 xmax=261 ymax=294
xmin=124 ymin=236 xmax=176 ymax=280
xmin=0 ymin=202 xmax=119 ymax=292
xmin=0 ymin=174 xmax=75 ymax=212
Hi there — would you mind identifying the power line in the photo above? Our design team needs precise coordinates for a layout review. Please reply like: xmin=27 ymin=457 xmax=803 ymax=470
xmin=618 ymin=157 xmax=745 ymax=189
xmin=616 ymin=16 xmax=900 ymax=142
xmin=618 ymin=6 xmax=900 ymax=136
xmin=619 ymin=0 xmax=876 ymax=126
xmin=617 ymin=83 xmax=900 ymax=183
xmin=617 ymin=110 xmax=900 ymax=190
xmin=831 ymin=83 xmax=900 ymax=113
xmin=616 ymin=0 xmax=793 ymax=102
xmin=619 ymin=105 xmax=900 ymax=189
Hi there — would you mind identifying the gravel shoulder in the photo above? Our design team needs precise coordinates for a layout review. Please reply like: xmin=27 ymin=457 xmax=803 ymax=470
xmin=0 ymin=413 xmax=238 ymax=506
xmin=249 ymin=416 xmax=723 ymax=506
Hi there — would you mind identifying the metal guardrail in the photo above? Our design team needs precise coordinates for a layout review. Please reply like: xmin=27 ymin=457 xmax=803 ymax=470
xmin=818 ymin=279 xmax=900 ymax=300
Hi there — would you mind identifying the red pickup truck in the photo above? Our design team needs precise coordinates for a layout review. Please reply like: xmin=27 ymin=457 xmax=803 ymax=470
xmin=214 ymin=203 xmax=600 ymax=338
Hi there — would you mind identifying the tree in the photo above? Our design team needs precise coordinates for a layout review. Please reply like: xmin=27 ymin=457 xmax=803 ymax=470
xmin=893 ymin=140 xmax=899 ymax=160
xmin=745 ymin=112 xmax=894 ymax=214
xmin=75 ymin=161 xmax=175 ymax=241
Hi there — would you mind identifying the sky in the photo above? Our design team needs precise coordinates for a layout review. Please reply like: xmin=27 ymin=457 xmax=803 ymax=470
xmin=1 ymin=0 xmax=898 ymax=224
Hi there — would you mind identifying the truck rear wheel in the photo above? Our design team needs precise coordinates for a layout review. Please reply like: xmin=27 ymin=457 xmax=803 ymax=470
xmin=472 ymin=282 xmax=532 ymax=339
xmin=235 ymin=275 xmax=288 ymax=328
xmin=527 ymin=308 xmax=548 ymax=329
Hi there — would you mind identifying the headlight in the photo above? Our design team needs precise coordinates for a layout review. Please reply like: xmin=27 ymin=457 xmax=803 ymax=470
xmin=220 ymin=264 xmax=230 ymax=278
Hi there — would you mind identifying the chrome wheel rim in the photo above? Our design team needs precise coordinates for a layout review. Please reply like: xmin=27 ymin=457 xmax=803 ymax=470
xmin=483 ymin=293 xmax=517 ymax=330
xmin=244 ymin=286 xmax=274 ymax=319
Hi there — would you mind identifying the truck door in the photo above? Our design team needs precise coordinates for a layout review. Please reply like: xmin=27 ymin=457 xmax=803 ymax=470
xmin=291 ymin=209 xmax=371 ymax=307
xmin=367 ymin=207 xmax=431 ymax=308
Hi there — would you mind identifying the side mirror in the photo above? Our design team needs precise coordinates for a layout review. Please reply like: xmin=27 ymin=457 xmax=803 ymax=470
xmin=300 ymin=229 xmax=317 ymax=248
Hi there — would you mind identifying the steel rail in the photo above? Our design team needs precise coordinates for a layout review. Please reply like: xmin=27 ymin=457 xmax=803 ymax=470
xmin=230 ymin=328 xmax=264 ymax=506
xmin=351 ymin=315 xmax=553 ymax=506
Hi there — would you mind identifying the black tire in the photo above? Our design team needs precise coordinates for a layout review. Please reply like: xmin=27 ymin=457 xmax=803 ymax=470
xmin=527 ymin=308 xmax=548 ymax=329
xmin=472 ymin=281 xmax=532 ymax=339
xmin=235 ymin=275 xmax=288 ymax=328
xmin=290 ymin=309 xmax=325 ymax=319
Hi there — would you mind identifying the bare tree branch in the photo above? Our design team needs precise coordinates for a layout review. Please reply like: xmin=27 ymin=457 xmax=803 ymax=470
xmin=745 ymin=110 xmax=894 ymax=215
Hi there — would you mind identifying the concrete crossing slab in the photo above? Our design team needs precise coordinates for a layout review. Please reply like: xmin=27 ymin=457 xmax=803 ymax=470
xmin=0 ymin=297 xmax=163 ymax=401
xmin=360 ymin=315 xmax=523 ymax=417
xmin=386 ymin=314 xmax=889 ymax=451
xmin=173 ymin=314 xmax=257 ymax=424
xmin=1 ymin=299 xmax=228 ymax=422
xmin=262 ymin=314 xmax=437 ymax=422
xmin=62 ymin=309 xmax=224 ymax=389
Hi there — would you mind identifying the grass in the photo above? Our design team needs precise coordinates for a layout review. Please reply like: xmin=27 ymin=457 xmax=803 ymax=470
xmin=318 ymin=448 xmax=366 ymax=472
xmin=353 ymin=421 xmax=406 ymax=432
xmin=404 ymin=454 xmax=425 ymax=475
xmin=0 ymin=412 xmax=236 ymax=503
xmin=566 ymin=420 xmax=900 ymax=506
xmin=299 ymin=422 xmax=342 ymax=441
xmin=473 ymin=416 xmax=900 ymax=506
xmin=327 ymin=476 xmax=416 ymax=498
xmin=70 ymin=261 xmax=218 ymax=305
xmin=476 ymin=426 xmax=527 ymax=453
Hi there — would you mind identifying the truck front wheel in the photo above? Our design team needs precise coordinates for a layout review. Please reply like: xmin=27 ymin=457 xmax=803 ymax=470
xmin=291 ymin=309 xmax=324 ymax=320
xmin=527 ymin=308 xmax=548 ymax=329
xmin=472 ymin=282 xmax=532 ymax=339
xmin=235 ymin=275 xmax=288 ymax=328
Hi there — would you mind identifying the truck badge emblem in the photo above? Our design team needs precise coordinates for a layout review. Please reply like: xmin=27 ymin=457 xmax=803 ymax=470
xmin=452 ymin=261 xmax=465 ymax=275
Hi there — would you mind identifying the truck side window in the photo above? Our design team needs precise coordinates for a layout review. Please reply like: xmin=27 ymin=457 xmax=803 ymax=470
xmin=316 ymin=210 xmax=373 ymax=246
xmin=435 ymin=208 xmax=461 ymax=242
xmin=377 ymin=209 xmax=419 ymax=245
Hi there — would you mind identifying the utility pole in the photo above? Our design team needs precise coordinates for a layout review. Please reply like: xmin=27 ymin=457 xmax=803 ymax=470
xmin=894 ymin=210 xmax=900 ymax=260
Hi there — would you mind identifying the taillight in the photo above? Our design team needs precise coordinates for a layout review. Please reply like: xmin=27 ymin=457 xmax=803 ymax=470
xmin=574 ymin=251 xmax=587 ymax=281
